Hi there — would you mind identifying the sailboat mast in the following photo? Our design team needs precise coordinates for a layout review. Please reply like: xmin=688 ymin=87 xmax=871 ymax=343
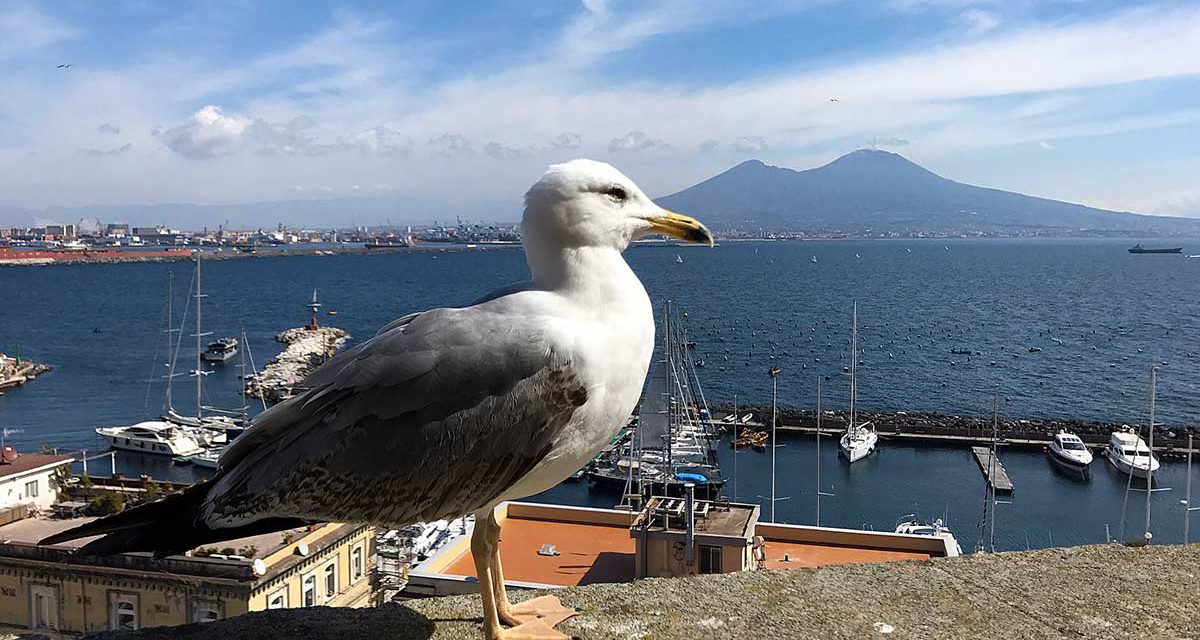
xmin=165 ymin=272 xmax=174 ymax=413
xmin=1145 ymin=366 xmax=1157 ymax=543
xmin=195 ymin=252 xmax=203 ymax=420
xmin=849 ymin=301 xmax=857 ymax=434
xmin=816 ymin=376 xmax=822 ymax=526
xmin=664 ymin=302 xmax=673 ymax=476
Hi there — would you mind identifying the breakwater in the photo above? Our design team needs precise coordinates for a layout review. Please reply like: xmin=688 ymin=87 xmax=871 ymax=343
xmin=0 ymin=353 xmax=49 ymax=393
xmin=712 ymin=402 xmax=1200 ymax=455
xmin=244 ymin=326 xmax=349 ymax=404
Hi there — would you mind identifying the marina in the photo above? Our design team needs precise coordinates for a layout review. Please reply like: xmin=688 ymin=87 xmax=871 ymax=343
xmin=3 ymin=239 xmax=1200 ymax=554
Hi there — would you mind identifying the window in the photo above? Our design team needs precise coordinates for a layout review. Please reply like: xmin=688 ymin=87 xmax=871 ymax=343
xmin=268 ymin=587 xmax=288 ymax=610
xmin=351 ymin=545 xmax=364 ymax=583
xmin=302 ymin=574 xmax=316 ymax=607
xmin=108 ymin=592 xmax=139 ymax=631
xmin=24 ymin=480 xmax=38 ymax=498
xmin=191 ymin=599 xmax=222 ymax=623
xmin=698 ymin=545 xmax=722 ymax=574
xmin=324 ymin=562 xmax=338 ymax=599
xmin=30 ymin=585 xmax=58 ymax=630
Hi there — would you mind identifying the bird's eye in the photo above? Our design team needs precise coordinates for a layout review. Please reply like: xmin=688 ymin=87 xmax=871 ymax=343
xmin=604 ymin=185 xmax=627 ymax=202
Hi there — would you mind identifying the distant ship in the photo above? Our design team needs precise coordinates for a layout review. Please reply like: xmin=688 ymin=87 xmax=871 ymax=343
xmin=1128 ymin=244 xmax=1182 ymax=254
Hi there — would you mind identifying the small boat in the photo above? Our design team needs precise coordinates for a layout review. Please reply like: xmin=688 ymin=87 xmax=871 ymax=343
xmin=1128 ymin=243 xmax=1183 ymax=254
xmin=1106 ymin=427 xmax=1159 ymax=479
xmin=894 ymin=516 xmax=962 ymax=556
xmin=96 ymin=421 xmax=204 ymax=456
xmin=675 ymin=254 xmax=684 ymax=264
xmin=190 ymin=447 xmax=223 ymax=470
xmin=1047 ymin=430 xmax=1093 ymax=475
xmin=811 ymin=255 xmax=817 ymax=263
xmin=201 ymin=337 xmax=239 ymax=363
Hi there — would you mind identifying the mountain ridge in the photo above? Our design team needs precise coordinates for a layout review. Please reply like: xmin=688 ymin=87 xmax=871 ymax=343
xmin=657 ymin=150 xmax=1192 ymax=235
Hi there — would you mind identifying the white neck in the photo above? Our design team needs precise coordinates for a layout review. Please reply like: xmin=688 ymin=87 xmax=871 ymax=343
xmin=528 ymin=245 xmax=641 ymax=303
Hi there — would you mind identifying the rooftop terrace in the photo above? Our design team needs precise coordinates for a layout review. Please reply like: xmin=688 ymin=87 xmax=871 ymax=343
xmin=93 ymin=542 xmax=1199 ymax=639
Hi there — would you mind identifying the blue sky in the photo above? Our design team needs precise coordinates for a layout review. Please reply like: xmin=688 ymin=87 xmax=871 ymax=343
xmin=1 ymin=0 xmax=1199 ymax=224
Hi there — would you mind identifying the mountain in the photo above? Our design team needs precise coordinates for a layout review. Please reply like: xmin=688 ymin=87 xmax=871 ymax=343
xmin=656 ymin=150 xmax=1199 ymax=235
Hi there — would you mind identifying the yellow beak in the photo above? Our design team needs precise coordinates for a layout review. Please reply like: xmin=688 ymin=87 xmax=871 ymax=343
xmin=645 ymin=210 xmax=714 ymax=246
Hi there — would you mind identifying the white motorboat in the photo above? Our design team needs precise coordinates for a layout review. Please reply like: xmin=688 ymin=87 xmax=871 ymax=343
xmin=839 ymin=302 xmax=878 ymax=463
xmin=895 ymin=516 xmax=963 ymax=557
xmin=1047 ymin=430 xmax=1093 ymax=475
xmin=189 ymin=447 xmax=223 ymax=470
xmin=1106 ymin=427 xmax=1159 ymax=479
xmin=201 ymin=337 xmax=239 ymax=363
xmin=96 ymin=421 xmax=204 ymax=456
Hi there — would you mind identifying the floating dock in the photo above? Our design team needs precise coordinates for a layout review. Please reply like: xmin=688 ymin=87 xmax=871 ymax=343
xmin=971 ymin=446 xmax=1014 ymax=493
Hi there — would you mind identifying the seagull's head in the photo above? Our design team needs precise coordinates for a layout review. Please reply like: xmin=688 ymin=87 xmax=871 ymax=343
xmin=522 ymin=159 xmax=713 ymax=255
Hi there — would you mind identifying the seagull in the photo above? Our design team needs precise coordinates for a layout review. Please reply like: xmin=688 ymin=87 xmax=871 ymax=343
xmin=829 ymin=97 xmax=839 ymax=102
xmin=41 ymin=159 xmax=714 ymax=640
xmin=57 ymin=64 xmax=70 ymax=69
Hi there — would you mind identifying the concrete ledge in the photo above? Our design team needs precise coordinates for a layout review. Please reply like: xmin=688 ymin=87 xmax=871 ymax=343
xmin=87 ymin=543 xmax=1199 ymax=639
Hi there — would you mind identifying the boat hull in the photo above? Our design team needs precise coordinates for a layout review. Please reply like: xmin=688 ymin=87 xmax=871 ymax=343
xmin=1106 ymin=450 xmax=1157 ymax=479
xmin=98 ymin=434 xmax=202 ymax=457
xmin=1047 ymin=446 xmax=1091 ymax=475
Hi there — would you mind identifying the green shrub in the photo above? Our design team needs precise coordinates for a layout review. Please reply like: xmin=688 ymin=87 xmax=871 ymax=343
xmin=86 ymin=493 xmax=125 ymax=516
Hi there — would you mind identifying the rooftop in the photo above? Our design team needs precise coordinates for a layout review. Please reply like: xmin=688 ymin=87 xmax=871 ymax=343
xmin=631 ymin=497 xmax=757 ymax=539
xmin=93 ymin=542 xmax=1200 ymax=639
xmin=0 ymin=451 xmax=73 ymax=479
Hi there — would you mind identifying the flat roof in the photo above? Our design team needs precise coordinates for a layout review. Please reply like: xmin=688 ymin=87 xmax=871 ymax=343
xmin=633 ymin=497 xmax=757 ymax=539
xmin=761 ymin=540 xmax=930 ymax=569
xmin=440 ymin=516 xmax=635 ymax=587
xmin=1 ymin=514 xmax=308 ymax=560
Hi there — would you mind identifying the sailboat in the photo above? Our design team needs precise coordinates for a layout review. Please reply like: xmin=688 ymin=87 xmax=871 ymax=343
xmin=675 ymin=254 xmax=684 ymax=264
xmin=839 ymin=301 xmax=878 ymax=463
xmin=811 ymin=255 xmax=817 ymax=263
xmin=162 ymin=252 xmax=245 ymax=438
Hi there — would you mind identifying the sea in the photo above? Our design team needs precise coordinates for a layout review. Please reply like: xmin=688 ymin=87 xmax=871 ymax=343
xmin=2 ymin=237 xmax=1198 ymax=552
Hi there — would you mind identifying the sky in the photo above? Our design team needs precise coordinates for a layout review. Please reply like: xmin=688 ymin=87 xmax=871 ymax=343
xmin=1 ymin=0 xmax=1199 ymax=226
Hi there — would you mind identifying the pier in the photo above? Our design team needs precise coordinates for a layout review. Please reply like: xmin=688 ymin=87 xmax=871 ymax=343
xmin=971 ymin=446 xmax=1014 ymax=492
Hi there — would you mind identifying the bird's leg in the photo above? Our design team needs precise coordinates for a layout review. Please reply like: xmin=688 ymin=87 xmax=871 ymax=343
xmin=485 ymin=510 xmax=577 ymax=632
xmin=472 ymin=509 xmax=568 ymax=640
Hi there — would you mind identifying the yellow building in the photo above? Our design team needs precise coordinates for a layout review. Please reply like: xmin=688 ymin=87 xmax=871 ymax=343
xmin=0 ymin=515 xmax=374 ymax=638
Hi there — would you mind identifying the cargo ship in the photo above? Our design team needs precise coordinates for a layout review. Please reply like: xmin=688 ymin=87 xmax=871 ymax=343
xmin=1128 ymin=244 xmax=1183 ymax=254
xmin=0 ymin=246 xmax=191 ymax=266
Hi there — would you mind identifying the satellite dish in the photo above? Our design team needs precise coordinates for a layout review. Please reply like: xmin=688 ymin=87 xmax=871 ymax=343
xmin=1 ymin=446 xmax=18 ymax=464
xmin=294 ymin=542 xmax=310 ymax=556
xmin=252 ymin=559 xmax=267 ymax=575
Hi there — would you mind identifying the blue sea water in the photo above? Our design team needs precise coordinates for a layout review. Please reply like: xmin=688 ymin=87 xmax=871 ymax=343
xmin=1 ymin=238 xmax=1198 ymax=551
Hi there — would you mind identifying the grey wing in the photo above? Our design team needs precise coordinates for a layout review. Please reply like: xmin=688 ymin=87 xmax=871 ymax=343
xmin=207 ymin=304 xmax=587 ymax=529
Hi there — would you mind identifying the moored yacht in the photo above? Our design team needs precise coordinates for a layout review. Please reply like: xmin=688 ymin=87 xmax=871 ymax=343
xmin=96 ymin=421 xmax=204 ymax=456
xmin=1106 ymin=427 xmax=1159 ymax=479
xmin=894 ymin=515 xmax=963 ymax=557
xmin=1047 ymin=431 xmax=1093 ymax=475
xmin=201 ymin=337 xmax=239 ymax=363
xmin=189 ymin=447 xmax=223 ymax=470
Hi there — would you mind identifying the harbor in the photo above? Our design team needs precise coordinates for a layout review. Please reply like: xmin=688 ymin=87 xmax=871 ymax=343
xmin=0 ymin=353 xmax=49 ymax=394
xmin=3 ymin=240 xmax=1199 ymax=554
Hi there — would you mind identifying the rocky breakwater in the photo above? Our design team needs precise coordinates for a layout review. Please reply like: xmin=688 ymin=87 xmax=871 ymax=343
xmin=0 ymin=352 xmax=50 ymax=393
xmin=244 ymin=327 xmax=349 ymax=404
xmin=714 ymin=402 xmax=1200 ymax=455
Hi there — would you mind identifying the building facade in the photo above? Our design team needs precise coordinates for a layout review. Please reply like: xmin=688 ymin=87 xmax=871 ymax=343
xmin=0 ymin=521 xmax=374 ymax=638
xmin=0 ymin=453 xmax=72 ymax=511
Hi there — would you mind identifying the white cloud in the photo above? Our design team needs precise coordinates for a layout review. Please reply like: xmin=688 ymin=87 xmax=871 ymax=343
xmin=1038 ymin=140 xmax=1054 ymax=150
xmin=954 ymin=8 xmax=1001 ymax=36
xmin=485 ymin=142 xmax=535 ymax=160
xmin=609 ymin=131 xmax=669 ymax=152
xmin=0 ymin=5 xmax=77 ymax=62
xmin=699 ymin=139 xmax=720 ymax=151
xmin=338 ymin=126 xmax=412 ymax=156
xmin=547 ymin=132 xmax=583 ymax=150
xmin=428 ymin=133 xmax=474 ymax=157
xmin=157 ymin=105 xmax=324 ymax=158
xmin=733 ymin=135 xmax=769 ymax=152
xmin=80 ymin=143 xmax=132 ymax=157
xmin=97 ymin=123 xmax=120 ymax=135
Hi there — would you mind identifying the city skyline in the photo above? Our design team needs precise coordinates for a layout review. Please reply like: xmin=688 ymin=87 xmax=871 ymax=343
xmin=1 ymin=1 xmax=1199 ymax=225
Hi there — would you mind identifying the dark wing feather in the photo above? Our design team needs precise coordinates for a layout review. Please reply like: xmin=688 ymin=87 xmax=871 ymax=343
xmin=205 ymin=303 xmax=587 ymax=528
